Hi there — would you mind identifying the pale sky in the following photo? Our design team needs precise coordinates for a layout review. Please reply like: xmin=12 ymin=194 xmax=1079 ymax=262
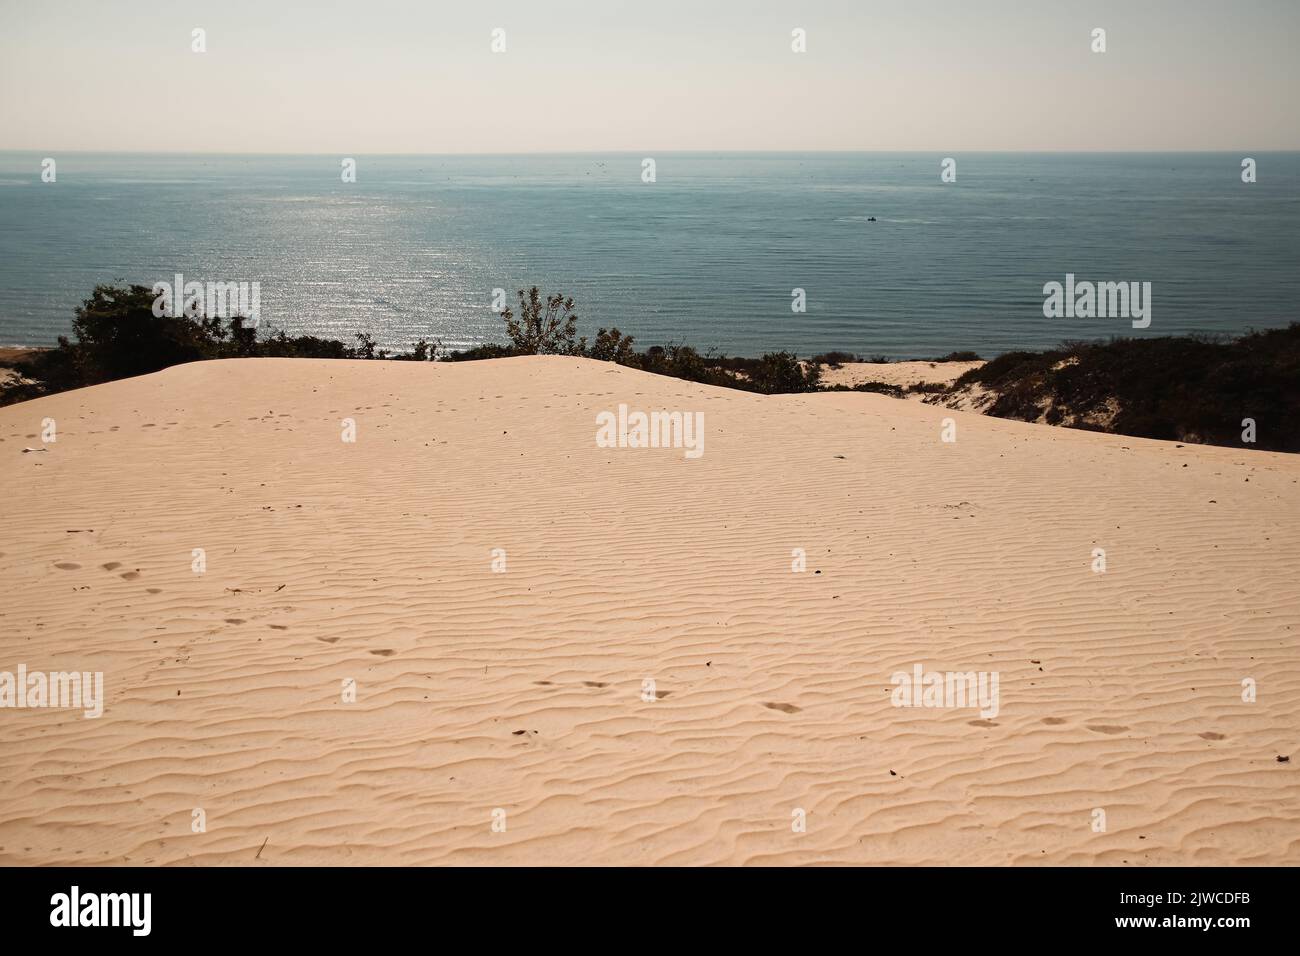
xmin=2 ymin=0 xmax=1297 ymax=153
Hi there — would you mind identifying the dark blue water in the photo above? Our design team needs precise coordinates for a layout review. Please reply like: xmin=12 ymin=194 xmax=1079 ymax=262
xmin=0 ymin=152 xmax=1296 ymax=357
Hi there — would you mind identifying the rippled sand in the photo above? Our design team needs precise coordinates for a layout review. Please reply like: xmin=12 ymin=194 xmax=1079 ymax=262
xmin=1 ymin=356 xmax=1296 ymax=865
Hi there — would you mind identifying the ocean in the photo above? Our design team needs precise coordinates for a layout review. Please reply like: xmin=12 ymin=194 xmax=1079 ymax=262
xmin=0 ymin=151 xmax=1296 ymax=358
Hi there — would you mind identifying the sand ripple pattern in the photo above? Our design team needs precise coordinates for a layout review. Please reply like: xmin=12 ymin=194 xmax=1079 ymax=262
xmin=1 ymin=357 xmax=1297 ymax=865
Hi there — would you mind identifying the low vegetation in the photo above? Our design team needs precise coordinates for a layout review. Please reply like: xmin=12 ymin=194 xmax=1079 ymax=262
xmin=2 ymin=283 xmax=1294 ymax=451
xmin=0 ymin=284 xmax=822 ymax=405
xmin=0 ymin=284 xmax=430 ymax=406
xmin=938 ymin=327 xmax=1300 ymax=452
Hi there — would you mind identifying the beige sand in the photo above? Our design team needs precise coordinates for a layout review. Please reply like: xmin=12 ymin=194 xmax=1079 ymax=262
xmin=819 ymin=359 xmax=984 ymax=391
xmin=1 ymin=356 xmax=1297 ymax=866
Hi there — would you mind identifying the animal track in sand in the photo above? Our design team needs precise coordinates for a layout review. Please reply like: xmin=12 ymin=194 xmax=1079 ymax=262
xmin=762 ymin=702 xmax=801 ymax=713
xmin=582 ymin=681 xmax=608 ymax=688
xmin=1041 ymin=717 xmax=1068 ymax=725
xmin=101 ymin=562 xmax=121 ymax=570
xmin=1086 ymin=724 xmax=1130 ymax=735
xmin=969 ymin=719 xmax=998 ymax=728
xmin=369 ymin=649 xmax=395 ymax=656
xmin=119 ymin=571 xmax=140 ymax=580
xmin=223 ymin=618 xmax=245 ymax=624
xmin=315 ymin=636 xmax=339 ymax=643
xmin=54 ymin=562 xmax=81 ymax=570
xmin=1199 ymin=732 xmax=1226 ymax=740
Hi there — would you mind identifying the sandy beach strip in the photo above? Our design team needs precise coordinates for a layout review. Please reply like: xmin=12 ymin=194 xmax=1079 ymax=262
xmin=818 ymin=359 xmax=984 ymax=391
xmin=1 ymin=356 xmax=1296 ymax=865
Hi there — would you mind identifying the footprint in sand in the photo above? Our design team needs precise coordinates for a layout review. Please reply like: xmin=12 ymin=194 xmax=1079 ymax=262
xmin=315 ymin=636 xmax=340 ymax=643
xmin=582 ymin=681 xmax=608 ymax=688
xmin=762 ymin=701 xmax=800 ymax=713
xmin=146 ymin=588 xmax=163 ymax=594
xmin=55 ymin=562 xmax=81 ymax=570
xmin=968 ymin=719 xmax=998 ymax=728
xmin=102 ymin=562 xmax=121 ymax=570
xmin=1041 ymin=717 xmax=1068 ymax=725
xmin=268 ymin=625 xmax=289 ymax=630
xmin=369 ymin=649 xmax=395 ymax=656
xmin=1086 ymin=724 xmax=1129 ymax=735
xmin=1199 ymin=732 xmax=1226 ymax=740
xmin=224 ymin=618 xmax=245 ymax=624
xmin=120 ymin=571 xmax=140 ymax=580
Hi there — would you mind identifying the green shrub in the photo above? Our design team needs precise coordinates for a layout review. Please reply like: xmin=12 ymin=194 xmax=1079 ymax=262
xmin=749 ymin=352 xmax=822 ymax=394
xmin=442 ymin=343 xmax=515 ymax=362
xmin=952 ymin=328 xmax=1300 ymax=451
xmin=854 ymin=381 xmax=904 ymax=397
xmin=811 ymin=351 xmax=858 ymax=368
xmin=502 ymin=287 xmax=584 ymax=355
xmin=589 ymin=327 xmax=638 ymax=365
xmin=0 ymin=283 xmax=434 ymax=405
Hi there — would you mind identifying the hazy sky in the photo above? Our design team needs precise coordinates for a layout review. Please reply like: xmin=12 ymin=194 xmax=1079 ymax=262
xmin=2 ymin=0 xmax=1297 ymax=152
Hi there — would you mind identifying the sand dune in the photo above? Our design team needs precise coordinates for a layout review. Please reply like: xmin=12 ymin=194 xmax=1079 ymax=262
xmin=818 ymin=359 xmax=983 ymax=391
xmin=1 ymin=356 xmax=1296 ymax=865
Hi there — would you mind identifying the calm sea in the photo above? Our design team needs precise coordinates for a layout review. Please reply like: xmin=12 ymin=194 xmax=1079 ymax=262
xmin=0 ymin=152 xmax=1296 ymax=357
